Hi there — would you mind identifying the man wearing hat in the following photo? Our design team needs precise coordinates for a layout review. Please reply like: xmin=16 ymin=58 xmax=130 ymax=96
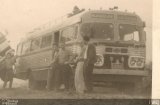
xmin=82 ymin=36 xmax=96 ymax=92
xmin=55 ymin=42 xmax=73 ymax=91
xmin=3 ymin=49 xmax=17 ymax=89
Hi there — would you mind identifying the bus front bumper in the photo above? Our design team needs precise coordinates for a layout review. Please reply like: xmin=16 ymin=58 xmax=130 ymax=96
xmin=93 ymin=69 xmax=149 ymax=76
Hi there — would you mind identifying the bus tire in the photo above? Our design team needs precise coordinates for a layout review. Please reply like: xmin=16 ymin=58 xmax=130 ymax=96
xmin=117 ymin=82 xmax=134 ymax=95
xmin=36 ymin=80 xmax=47 ymax=90
xmin=133 ymin=80 xmax=143 ymax=96
xmin=28 ymin=71 xmax=38 ymax=89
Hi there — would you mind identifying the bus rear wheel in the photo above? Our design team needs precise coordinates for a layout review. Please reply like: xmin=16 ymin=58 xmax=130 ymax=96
xmin=133 ymin=80 xmax=143 ymax=96
xmin=28 ymin=74 xmax=46 ymax=90
xmin=28 ymin=73 xmax=37 ymax=89
xmin=117 ymin=82 xmax=134 ymax=95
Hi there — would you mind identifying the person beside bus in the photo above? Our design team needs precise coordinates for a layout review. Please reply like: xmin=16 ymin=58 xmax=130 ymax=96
xmin=82 ymin=36 xmax=96 ymax=93
xmin=46 ymin=43 xmax=59 ymax=90
xmin=74 ymin=40 xmax=87 ymax=94
xmin=3 ymin=49 xmax=17 ymax=89
xmin=0 ymin=56 xmax=6 ymax=81
xmin=55 ymin=42 xmax=73 ymax=91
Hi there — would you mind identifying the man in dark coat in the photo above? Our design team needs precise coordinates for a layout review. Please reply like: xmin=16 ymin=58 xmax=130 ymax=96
xmin=82 ymin=36 xmax=96 ymax=92
xmin=0 ymin=56 xmax=6 ymax=81
xmin=2 ymin=49 xmax=16 ymax=89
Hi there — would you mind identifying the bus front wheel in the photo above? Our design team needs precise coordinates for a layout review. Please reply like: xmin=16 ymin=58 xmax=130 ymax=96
xmin=133 ymin=80 xmax=143 ymax=95
xmin=28 ymin=73 xmax=46 ymax=90
xmin=28 ymin=73 xmax=38 ymax=89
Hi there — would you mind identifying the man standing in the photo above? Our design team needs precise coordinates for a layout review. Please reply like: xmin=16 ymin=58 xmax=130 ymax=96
xmin=55 ymin=42 xmax=73 ymax=91
xmin=46 ymin=43 xmax=59 ymax=90
xmin=3 ymin=49 xmax=17 ymax=89
xmin=83 ymin=36 xmax=96 ymax=92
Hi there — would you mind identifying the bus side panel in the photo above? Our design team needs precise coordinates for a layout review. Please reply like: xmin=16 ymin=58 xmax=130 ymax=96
xmin=31 ymin=69 xmax=49 ymax=81
xmin=15 ymin=49 xmax=52 ymax=80
xmin=24 ymin=49 xmax=52 ymax=69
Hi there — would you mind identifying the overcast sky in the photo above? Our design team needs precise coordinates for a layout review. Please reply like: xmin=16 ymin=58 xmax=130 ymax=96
xmin=0 ymin=0 xmax=152 ymax=62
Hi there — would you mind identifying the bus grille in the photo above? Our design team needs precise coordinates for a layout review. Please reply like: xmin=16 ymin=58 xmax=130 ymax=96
xmin=128 ymin=48 xmax=145 ymax=56
xmin=100 ymin=54 xmax=129 ymax=69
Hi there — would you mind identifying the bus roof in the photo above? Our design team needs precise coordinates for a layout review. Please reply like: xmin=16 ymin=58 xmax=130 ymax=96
xmin=21 ymin=9 xmax=143 ymax=43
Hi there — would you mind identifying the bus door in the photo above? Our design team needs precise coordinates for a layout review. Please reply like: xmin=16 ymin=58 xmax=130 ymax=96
xmin=53 ymin=31 xmax=60 ymax=45
xmin=52 ymin=31 xmax=60 ymax=59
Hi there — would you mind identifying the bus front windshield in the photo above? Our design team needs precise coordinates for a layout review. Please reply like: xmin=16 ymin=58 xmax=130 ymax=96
xmin=80 ymin=23 xmax=114 ymax=40
xmin=119 ymin=24 xmax=140 ymax=42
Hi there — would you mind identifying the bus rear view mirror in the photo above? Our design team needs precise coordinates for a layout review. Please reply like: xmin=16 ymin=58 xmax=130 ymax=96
xmin=143 ymin=21 xmax=146 ymax=28
xmin=142 ymin=31 xmax=146 ymax=42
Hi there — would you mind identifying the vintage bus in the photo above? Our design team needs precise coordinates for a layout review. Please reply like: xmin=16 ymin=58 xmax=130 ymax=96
xmin=15 ymin=8 xmax=147 ymax=93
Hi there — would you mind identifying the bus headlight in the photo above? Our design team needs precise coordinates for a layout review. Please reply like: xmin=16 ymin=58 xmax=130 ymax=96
xmin=94 ymin=54 xmax=104 ymax=67
xmin=130 ymin=59 xmax=136 ymax=66
xmin=128 ymin=56 xmax=145 ymax=68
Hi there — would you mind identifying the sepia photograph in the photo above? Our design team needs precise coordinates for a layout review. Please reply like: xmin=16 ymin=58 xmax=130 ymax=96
xmin=0 ymin=0 xmax=154 ymax=104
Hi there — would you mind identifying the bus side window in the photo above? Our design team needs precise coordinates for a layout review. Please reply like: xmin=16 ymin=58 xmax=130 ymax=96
xmin=61 ymin=26 xmax=77 ymax=42
xmin=41 ymin=35 xmax=52 ymax=48
xmin=31 ymin=38 xmax=41 ymax=51
xmin=16 ymin=44 xmax=22 ymax=56
xmin=75 ymin=26 xmax=78 ymax=38
xmin=54 ymin=31 xmax=60 ymax=45
xmin=21 ymin=41 xmax=31 ymax=55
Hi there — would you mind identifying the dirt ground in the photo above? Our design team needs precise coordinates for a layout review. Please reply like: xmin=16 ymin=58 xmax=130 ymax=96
xmin=0 ymin=79 xmax=151 ymax=99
